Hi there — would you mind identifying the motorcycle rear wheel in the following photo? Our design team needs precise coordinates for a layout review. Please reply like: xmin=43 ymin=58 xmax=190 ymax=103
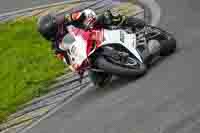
xmin=159 ymin=37 xmax=176 ymax=56
xmin=146 ymin=25 xmax=177 ymax=56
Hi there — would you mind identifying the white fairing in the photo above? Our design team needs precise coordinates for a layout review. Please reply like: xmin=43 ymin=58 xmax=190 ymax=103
xmin=61 ymin=26 xmax=143 ymax=68
xmin=60 ymin=26 xmax=88 ymax=66
xmin=101 ymin=29 xmax=143 ymax=62
xmin=68 ymin=36 xmax=88 ymax=65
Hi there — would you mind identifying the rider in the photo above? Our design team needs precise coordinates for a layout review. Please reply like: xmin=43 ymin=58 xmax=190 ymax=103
xmin=37 ymin=8 xmax=145 ymax=71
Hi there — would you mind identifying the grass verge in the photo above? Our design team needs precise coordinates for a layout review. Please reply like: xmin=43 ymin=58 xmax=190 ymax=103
xmin=0 ymin=17 xmax=66 ymax=123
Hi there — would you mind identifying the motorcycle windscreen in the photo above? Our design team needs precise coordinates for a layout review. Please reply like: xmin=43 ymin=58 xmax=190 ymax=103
xmin=60 ymin=34 xmax=76 ymax=51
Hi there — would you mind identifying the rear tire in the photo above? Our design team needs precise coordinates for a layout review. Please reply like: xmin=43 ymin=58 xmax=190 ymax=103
xmin=160 ymin=37 xmax=176 ymax=56
xmin=146 ymin=25 xmax=177 ymax=56
xmin=95 ymin=56 xmax=147 ymax=77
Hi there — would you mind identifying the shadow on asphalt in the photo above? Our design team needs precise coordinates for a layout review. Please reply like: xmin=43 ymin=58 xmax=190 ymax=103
xmin=94 ymin=46 xmax=182 ymax=98
xmin=57 ymin=47 xmax=182 ymax=118
xmin=79 ymin=47 xmax=182 ymax=102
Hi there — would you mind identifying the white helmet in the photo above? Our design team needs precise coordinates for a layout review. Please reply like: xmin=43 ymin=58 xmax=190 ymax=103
xmin=82 ymin=9 xmax=97 ymax=29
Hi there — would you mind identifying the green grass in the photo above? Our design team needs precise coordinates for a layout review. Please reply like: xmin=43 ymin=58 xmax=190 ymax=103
xmin=0 ymin=17 xmax=66 ymax=123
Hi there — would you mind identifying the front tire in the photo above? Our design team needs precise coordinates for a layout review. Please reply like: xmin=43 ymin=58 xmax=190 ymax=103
xmin=88 ymin=71 xmax=112 ymax=87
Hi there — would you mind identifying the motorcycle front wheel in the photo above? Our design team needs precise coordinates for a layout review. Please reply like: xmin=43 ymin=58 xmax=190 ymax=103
xmin=88 ymin=71 xmax=112 ymax=87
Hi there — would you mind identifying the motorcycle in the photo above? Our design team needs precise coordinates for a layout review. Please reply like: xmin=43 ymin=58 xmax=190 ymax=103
xmin=59 ymin=18 xmax=176 ymax=87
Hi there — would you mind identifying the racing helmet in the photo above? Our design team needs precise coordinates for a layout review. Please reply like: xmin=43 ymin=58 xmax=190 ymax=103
xmin=82 ymin=9 xmax=97 ymax=29
xmin=37 ymin=13 xmax=58 ymax=41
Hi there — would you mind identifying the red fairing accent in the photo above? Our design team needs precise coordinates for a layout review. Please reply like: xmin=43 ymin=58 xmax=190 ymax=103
xmin=86 ymin=29 xmax=104 ymax=55
xmin=68 ymin=27 xmax=104 ymax=56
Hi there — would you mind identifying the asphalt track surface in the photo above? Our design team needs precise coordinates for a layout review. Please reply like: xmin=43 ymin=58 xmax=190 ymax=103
xmin=2 ymin=0 xmax=200 ymax=133
xmin=25 ymin=0 xmax=200 ymax=133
